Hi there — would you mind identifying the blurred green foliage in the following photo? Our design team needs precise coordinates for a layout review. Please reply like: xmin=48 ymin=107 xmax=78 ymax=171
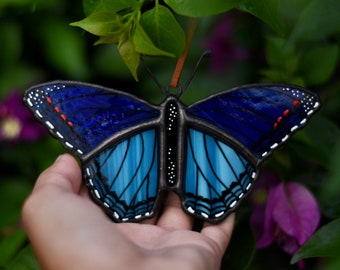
xmin=0 ymin=0 xmax=339 ymax=269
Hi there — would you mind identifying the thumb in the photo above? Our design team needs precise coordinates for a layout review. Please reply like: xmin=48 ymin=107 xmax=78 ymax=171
xmin=22 ymin=154 xmax=83 ymax=238
xmin=33 ymin=153 xmax=82 ymax=194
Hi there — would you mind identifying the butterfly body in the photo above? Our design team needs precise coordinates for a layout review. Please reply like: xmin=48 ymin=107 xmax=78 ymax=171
xmin=24 ymin=81 xmax=320 ymax=223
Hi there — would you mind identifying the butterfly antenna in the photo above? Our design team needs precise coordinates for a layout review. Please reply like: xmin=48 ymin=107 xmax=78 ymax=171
xmin=182 ymin=50 xmax=212 ymax=93
xmin=141 ymin=56 xmax=167 ymax=95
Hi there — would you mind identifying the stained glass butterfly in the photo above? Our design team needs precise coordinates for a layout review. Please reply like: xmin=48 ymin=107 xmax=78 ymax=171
xmin=23 ymin=81 xmax=320 ymax=223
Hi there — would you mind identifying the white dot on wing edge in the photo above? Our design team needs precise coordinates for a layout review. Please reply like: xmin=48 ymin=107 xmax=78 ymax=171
xmin=230 ymin=200 xmax=237 ymax=208
xmin=214 ymin=211 xmax=224 ymax=218
xmin=35 ymin=110 xmax=43 ymax=118
xmin=65 ymin=142 xmax=74 ymax=149
xmin=113 ymin=212 xmax=119 ymax=219
xmin=200 ymin=212 xmax=209 ymax=218
xmin=94 ymin=189 xmax=100 ymax=199
xmin=27 ymin=99 xmax=33 ymax=107
xmin=187 ymin=206 xmax=195 ymax=214
xmin=45 ymin=121 xmax=54 ymax=129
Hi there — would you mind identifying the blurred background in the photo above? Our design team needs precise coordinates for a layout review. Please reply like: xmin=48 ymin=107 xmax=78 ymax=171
xmin=0 ymin=0 xmax=339 ymax=269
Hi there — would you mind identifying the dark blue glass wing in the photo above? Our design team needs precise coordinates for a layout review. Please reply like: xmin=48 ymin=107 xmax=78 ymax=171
xmin=182 ymin=128 xmax=256 ymax=222
xmin=84 ymin=129 xmax=159 ymax=222
xmin=186 ymin=84 xmax=320 ymax=160
xmin=23 ymin=81 xmax=160 ymax=156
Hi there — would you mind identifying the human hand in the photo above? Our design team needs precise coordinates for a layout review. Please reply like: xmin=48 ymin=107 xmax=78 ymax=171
xmin=22 ymin=154 xmax=235 ymax=270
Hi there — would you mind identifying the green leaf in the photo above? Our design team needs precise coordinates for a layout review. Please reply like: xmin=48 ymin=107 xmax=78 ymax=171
xmin=323 ymin=257 xmax=340 ymax=270
xmin=291 ymin=115 xmax=340 ymax=169
xmin=164 ymin=0 xmax=245 ymax=17
xmin=83 ymin=0 xmax=138 ymax=15
xmin=83 ymin=0 xmax=100 ymax=15
xmin=288 ymin=0 xmax=340 ymax=45
xmin=265 ymin=37 xmax=298 ymax=71
xmin=0 ymin=178 xmax=31 ymax=229
xmin=261 ymin=36 xmax=303 ymax=84
xmin=0 ymin=21 xmax=22 ymax=70
xmin=92 ymin=44 xmax=133 ymax=79
xmin=70 ymin=11 xmax=122 ymax=37
xmin=0 ymin=0 xmax=33 ymax=8
xmin=238 ymin=0 xmax=282 ymax=35
xmin=6 ymin=245 xmax=40 ymax=270
xmin=0 ymin=65 xmax=41 ymax=99
xmin=118 ymin=37 xmax=140 ymax=80
xmin=139 ymin=5 xmax=185 ymax=56
xmin=318 ymin=139 xmax=340 ymax=218
xmin=0 ymin=230 xmax=26 ymax=266
xmin=291 ymin=218 xmax=340 ymax=263
xmin=299 ymin=45 xmax=339 ymax=86
xmin=95 ymin=0 xmax=139 ymax=13
xmin=133 ymin=24 xmax=174 ymax=57
xmin=276 ymin=0 xmax=310 ymax=36
xmin=40 ymin=19 xmax=90 ymax=79
xmin=94 ymin=35 xmax=121 ymax=45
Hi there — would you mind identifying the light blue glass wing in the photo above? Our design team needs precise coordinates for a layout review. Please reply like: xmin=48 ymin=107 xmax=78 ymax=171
xmin=182 ymin=128 xmax=256 ymax=222
xmin=84 ymin=129 xmax=159 ymax=222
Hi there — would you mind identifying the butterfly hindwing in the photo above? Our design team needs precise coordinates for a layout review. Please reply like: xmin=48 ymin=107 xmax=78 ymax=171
xmin=182 ymin=128 xmax=256 ymax=222
xmin=84 ymin=129 xmax=159 ymax=222
xmin=23 ymin=81 xmax=160 ymax=157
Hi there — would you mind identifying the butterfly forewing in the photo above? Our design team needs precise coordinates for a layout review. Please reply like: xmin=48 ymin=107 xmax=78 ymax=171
xmin=24 ymin=81 xmax=160 ymax=157
xmin=187 ymin=84 xmax=320 ymax=159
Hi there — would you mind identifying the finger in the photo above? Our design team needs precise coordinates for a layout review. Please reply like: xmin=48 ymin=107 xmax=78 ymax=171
xmin=33 ymin=153 xmax=82 ymax=194
xmin=200 ymin=213 xmax=235 ymax=258
xmin=140 ymin=215 xmax=157 ymax=225
xmin=156 ymin=191 xmax=194 ymax=230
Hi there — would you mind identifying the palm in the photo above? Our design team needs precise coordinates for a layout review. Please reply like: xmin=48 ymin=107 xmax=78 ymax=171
xmin=22 ymin=154 xmax=234 ymax=270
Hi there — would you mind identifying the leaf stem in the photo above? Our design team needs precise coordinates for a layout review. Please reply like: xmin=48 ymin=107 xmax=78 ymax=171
xmin=170 ymin=18 xmax=197 ymax=88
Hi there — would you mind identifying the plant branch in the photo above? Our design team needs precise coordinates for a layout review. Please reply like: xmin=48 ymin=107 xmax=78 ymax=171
xmin=170 ymin=18 xmax=197 ymax=88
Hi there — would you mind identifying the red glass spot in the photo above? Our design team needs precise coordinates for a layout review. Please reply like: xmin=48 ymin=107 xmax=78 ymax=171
xmin=293 ymin=100 xmax=300 ymax=106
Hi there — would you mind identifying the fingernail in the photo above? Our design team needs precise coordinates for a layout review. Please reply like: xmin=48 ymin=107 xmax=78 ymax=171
xmin=55 ymin=154 xmax=67 ymax=163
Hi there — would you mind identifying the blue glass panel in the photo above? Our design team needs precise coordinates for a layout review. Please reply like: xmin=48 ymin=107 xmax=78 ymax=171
xmin=183 ymin=129 xmax=255 ymax=220
xmin=187 ymin=85 xmax=319 ymax=158
xmin=24 ymin=82 xmax=160 ymax=155
xmin=84 ymin=129 xmax=159 ymax=222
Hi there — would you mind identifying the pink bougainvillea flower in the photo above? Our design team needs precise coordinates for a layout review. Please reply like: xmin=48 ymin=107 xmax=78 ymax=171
xmin=0 ymin=90 xmax=46 ymax=141
xmin=251 ymin=172 xmax=320 ymax=268
xmin=250 ymin=171 xmax=281 ymax=240
xmin=204 ymin=15 xmax=248 ymax=72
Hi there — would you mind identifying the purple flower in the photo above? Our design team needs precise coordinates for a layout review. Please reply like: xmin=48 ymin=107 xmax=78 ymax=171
xmin=204 ymin=15 xmax=248 ymax=72
xmin=251 ymin=172 xmax=320 ymax=268
xmin=0 ymin=90 xmax=46 ymax=141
